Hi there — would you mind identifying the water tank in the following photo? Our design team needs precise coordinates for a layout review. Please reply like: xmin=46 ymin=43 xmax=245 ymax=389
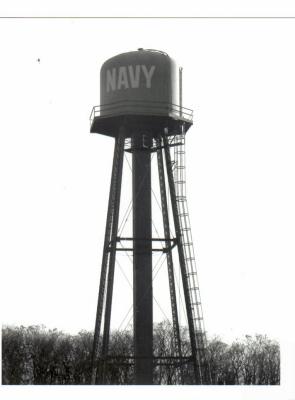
xmin=90 ymin=49 xmax=193 ymax=137
xmin=99 ymin=49 xmax=179 ymax=118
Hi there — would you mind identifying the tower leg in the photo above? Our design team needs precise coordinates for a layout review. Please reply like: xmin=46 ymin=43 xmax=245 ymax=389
xmin=91 ymin=129 xmax=125 ymax=384
xmin=100 ymin=130 xmax=125 ymax=383
xmin=133 ymin=134 xmax=153 ymax=385
xmin=156 ymin=137 xmax=184 ymax=384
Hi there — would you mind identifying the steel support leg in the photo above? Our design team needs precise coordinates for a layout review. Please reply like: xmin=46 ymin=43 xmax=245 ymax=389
xmin=100 ymin=130 xmax=125 ymax=383
xmin=156 ymin=137 xmax=184 ymax=384
xmin=91 ymin=128 xmax=125 ymax=384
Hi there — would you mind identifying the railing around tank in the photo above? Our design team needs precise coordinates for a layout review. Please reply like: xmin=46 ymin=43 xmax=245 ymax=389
xmin=89 ymin=100 xmax=193 ymax=127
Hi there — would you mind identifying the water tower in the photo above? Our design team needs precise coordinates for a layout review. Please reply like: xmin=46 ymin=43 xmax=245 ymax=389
xmin=90 ymin=49 xmax=210 ymax=385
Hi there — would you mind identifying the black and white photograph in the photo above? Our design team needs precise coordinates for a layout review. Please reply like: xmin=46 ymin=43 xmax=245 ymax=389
xmin=1 ymin=2 xmax=295 ymax=400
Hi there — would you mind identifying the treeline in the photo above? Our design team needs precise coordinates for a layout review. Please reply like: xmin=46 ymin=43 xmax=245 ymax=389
xmin=2 ymin=322 xmax=280 ymax=385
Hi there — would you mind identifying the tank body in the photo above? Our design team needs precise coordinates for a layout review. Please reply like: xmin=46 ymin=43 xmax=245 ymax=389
xmin=99 ymin=49 xmax=179 ymax=118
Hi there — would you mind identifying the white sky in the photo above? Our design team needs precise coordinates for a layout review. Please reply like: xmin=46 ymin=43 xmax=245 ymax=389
xmin=1 ymin=11 xmax=295 ymax=400
xmin=1 ymin=0 xmax=295 ymax=17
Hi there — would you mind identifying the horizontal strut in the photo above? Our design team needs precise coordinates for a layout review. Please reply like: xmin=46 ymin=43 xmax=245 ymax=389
xmin=117 ymin=237 xmax=176 ymax=242
xmin=125 ymin=141 xmax=184 ymax=153
xmin=106 ymin=236 xmax=178 ymax=253
xmin=114 ymin=247 xmax=165 ymax=252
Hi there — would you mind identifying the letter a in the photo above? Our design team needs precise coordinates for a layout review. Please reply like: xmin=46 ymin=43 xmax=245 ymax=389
xmin=117 ymin=67 xmax=129 ymax=90
xmin=128 ymin=65 xmax=141 ymax=88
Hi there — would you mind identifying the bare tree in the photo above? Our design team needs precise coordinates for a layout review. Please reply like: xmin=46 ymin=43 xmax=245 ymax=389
xmin=2 ymin=325 xmax=280 ymax=385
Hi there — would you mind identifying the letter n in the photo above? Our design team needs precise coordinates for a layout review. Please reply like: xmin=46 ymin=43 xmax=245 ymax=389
xmin=106 ymin=68 xmax=116 ymax=92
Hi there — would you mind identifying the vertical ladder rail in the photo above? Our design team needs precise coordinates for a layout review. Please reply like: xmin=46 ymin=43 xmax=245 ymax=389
xmin=173 ymin=128 xmax=211 ymax=383
xmin=163 ymin=134 xmax=201 ymax=383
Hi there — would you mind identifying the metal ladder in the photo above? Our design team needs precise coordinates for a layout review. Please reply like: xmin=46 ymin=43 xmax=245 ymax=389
xmin=172 ymin=130 xmax=211 ymax=382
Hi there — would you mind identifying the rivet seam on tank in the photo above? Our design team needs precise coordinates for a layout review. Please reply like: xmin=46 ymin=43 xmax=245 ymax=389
xmin=106 ymin=65 xmax=156 ymax=92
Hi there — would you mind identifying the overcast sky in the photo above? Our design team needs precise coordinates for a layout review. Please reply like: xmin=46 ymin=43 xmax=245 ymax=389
xmin=1 ymin=14 xmax=295 ymax=400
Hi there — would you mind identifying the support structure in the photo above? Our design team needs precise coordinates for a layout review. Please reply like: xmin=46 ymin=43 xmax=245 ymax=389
xmin=90 ymin=129 xmax=211 ymax=385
